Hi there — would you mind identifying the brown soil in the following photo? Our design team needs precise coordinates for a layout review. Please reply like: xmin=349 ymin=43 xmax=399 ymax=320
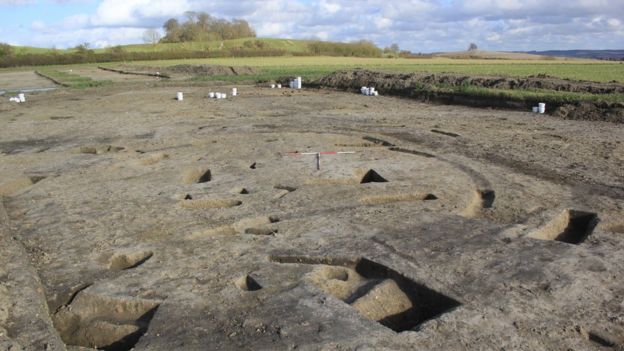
xmin=317 ymin=69 xmax=624 ymax=95
xmin=0 ymin=71 xmax=57 ymax=91
xmin=0 ymin=80 xmax=623 ymax=350
xmin=554 ymin=101 xmax=624 ymax=123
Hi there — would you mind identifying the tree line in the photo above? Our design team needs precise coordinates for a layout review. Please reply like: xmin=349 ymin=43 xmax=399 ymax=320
xmin=161 ymin=12 xmax=256 ymax=43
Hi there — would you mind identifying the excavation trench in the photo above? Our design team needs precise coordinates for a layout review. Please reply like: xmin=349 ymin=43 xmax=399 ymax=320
xmin=270 ymin=255 xmax=460 ymax=332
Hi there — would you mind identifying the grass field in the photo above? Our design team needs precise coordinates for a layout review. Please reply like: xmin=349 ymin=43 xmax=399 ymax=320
xmin=8 ymin=38 xmax=623 ymax=83
xmin=4 ymin=55 xmax=623 ymax=104
xmin=35 ymin=68 xmax=111 ymax=88
xmin=109 ymin=56 xmax=624 ymax=83
xmin=11 ymin=38 xmax=314 ymax=55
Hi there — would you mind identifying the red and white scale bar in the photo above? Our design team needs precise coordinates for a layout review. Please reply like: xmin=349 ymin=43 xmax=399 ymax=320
xmin=286 ymin=151 xmax=356 ymax=170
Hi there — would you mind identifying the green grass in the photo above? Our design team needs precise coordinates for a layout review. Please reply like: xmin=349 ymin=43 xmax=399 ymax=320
xmin=5 ymin=55 xmax=622 ymax=104
xmin=451 ymin=85 xmax=624 ymax=104
xmin=104 ymin=37 xmax=311 ymax=54
xmin=6 ymin=38 xmax=313 ymax=57
xmin=114 ymin=56 xmax=624 ymax=83
xmin=36 ymin=69 xmax=111 ymax=88
xmin=9 ymin=45 xmax=63 ymax=55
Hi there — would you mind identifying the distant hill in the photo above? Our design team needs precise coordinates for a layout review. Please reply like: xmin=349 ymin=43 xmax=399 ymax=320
xmin=435 ymin=50 xmax=555 ymax=60
xmin=7 ymin=38 xmax=312 ymax=55
xmin=520 ymin=50 xmax=624 ymax=60
xmin=9 ymin=38 xmax=371 ymax=56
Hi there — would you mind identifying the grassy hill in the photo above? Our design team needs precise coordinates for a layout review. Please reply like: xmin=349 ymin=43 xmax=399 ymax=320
xmin=435 ymin=50 xmax=562 ymax=60
xmin=105 ymin=37 xmax=312 ymax=54
xmin=9 ymin=38 xmax=314 ymax=55
xmin=0 ymin=38 xmax=385 ymax=68
xmin=9 ymin=45 xmax=63 ymax=55
xmin=8 ymin=39 xmax=607 ymax=63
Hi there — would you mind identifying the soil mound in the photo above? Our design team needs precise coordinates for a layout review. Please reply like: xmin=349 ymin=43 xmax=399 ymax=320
xmin=317 ymin=69 xmax=624 ymax=95
xmin=554 ymin=102 xmax=624 ymax=123
xmin=316 ymin=70 xmax=624 ymax=123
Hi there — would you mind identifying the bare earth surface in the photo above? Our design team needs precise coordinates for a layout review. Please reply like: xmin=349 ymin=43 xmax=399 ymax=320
xmin=0 ymin=81 xmax=623 ymax=350
xmin=0 ymin=71 xmax=57 ymax=91
xmin=62 ymin=67 xmax=162 ymax=82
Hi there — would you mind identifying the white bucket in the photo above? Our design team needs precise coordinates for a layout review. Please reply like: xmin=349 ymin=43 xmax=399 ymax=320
xmin=209 ymin=92 xmax=215 ymax=98
xmin=532 ymin=106 xmax=539 ymax=113
xmin=215 ymin=93 xmax=222 ymax=99
xmin=373 ymin=91 xmax=379 ymax=96
xmin=538 ymin=103 xmax=546 ymax=114
xmin=222 ymin=93 xmax=227 ymax=99
xmin=277 ymin=84 xmax=282 ymax=89
xmin=18 ymin=93 xmax=25 ymax=102
xmin=271 ymin=84 xmax=276 ymax=89
xmin=296 ymin=77 xmax=302 ymax=89
xmin=232 ymin=88 xmax=237 ymax=96
xmin=176 ymin=92 xmax=184 ymax=101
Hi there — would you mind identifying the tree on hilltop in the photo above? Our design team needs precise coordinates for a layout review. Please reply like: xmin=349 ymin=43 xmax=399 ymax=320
xmin=161 ymin=12 xmax=255 ymax=43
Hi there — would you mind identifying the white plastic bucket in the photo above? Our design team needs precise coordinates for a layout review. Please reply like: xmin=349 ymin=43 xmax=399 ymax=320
xmin=18 ymin=93 xmax=25 ymax=102
xmin=176 ymin=92 xmax=184 ymax=101
xmin=222 ymin=93 xmax=227 ymax=99
xmin=532 ymin=106 xmax=539 ymax=113
xmin=296 ymin=77 xmax=302 ymax=89
xmin=277 ymin=84 xmax=282 ymax=89
xmin=232 ymin=88 xmax=237 ymax=96
xmin=209 ymin=92 xmax=215 ymax=98
xmin=271 ymin=84 xmax=276 ymax=89
xmin=538 ymin=103 xmax=546 ymax=114
xmin=215 ymin=93 xmax=222 ymax=99
xmin=373 ymin=91 xmax=379 ymax=96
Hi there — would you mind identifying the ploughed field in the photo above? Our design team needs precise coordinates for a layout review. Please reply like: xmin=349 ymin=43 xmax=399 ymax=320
xmin=0 ymin=68 xmax=623 ymax=350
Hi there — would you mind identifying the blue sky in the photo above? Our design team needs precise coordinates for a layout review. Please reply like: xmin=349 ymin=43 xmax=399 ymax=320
xmin=0 ymin=0 xmax=623 ymax=52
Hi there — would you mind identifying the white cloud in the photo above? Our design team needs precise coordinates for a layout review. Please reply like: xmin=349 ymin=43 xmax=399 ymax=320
xmin=91 ymin=0 xmax=191 ymax=26
xmin=4 ymin=0 xmax=624 ymax=51
xmin=319 ymin=0 xmax=341 ymax=14
xmin=0 ymin=0 xmax=34 ymax=4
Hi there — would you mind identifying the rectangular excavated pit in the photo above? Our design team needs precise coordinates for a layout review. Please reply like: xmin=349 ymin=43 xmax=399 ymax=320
xmin=270 ymin=255 xmax=461 ymax=332
xmin=528 ymin=209 xmax=598 ymax=245
xmin=352 ymin=258 xmax=461 ymax=332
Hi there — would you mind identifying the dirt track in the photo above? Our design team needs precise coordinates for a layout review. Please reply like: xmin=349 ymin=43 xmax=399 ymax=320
xmin=0 ymin=82 xmax=623 ymax=350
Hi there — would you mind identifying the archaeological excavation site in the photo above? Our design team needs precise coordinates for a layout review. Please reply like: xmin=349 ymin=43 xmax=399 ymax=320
xmin=1 ymin=69 xmax=623 ymax=351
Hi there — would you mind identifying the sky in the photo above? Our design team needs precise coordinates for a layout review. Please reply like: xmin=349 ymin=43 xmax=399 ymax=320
xmin=0 ymin=0 xmax=623 ymax=52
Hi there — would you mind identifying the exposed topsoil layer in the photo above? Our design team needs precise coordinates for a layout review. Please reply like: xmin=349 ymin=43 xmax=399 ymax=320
xmin=120 ymin=64 xmax=257 ymax=76
xmin=315 ymin=70 xmax=624 ymax=123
